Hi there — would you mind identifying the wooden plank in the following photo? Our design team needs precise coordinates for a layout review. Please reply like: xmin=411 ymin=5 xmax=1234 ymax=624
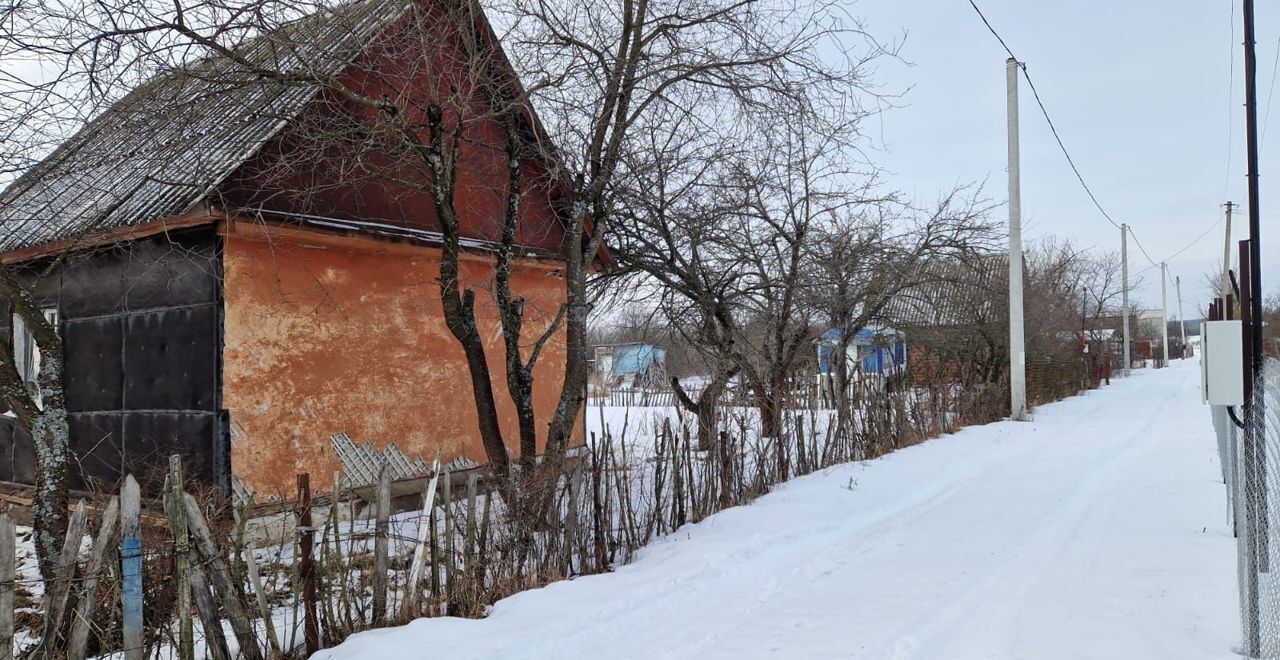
xmin=442 ymin=470 xmax=453 ymax=612
xmin=0 ymin=509 xmax=14 ymax=660
xmin=1 ymin=214 xmax=218 ymax=265
xmin=164 ymin=457 xmax=194 ymax=660
xmin=371 ymin=463 xmax=391 ymax=626
xmin=464 ymin=474 xmax=477 ymax=568
xmin=181 ymin=492 xmax=264 ymax=660
xmin=401 ymin=458 xmax=441 ymax=620
xmin=297 ymin=474 xmax=318 ymax=655
xmin=243 ymin=539 xmax=280 ymax=659
xmin=67 ymin=496 xmax=119 ymax=660
xmin=347 ymin=461 xmax=512 ymax=508
xmin=219 ymin=220 xmax=565 ymax=271
xmin=120 ymin=476 xmax=143 ymax=660
xmin=187 ymin=560 xmax=230 ymax=660
xmin=330 ymin=471 xmax=355 ymax=636
xmin=42 ymin=499 xmax=88 ymax=653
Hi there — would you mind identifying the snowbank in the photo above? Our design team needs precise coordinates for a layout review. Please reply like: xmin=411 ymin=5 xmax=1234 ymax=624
xmin=316 ymin=361 xmax=1238 ymax=659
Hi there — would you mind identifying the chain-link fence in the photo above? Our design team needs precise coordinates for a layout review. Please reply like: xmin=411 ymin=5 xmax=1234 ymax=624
xmin=1215 ymin=360 xmax=1280 ymax=658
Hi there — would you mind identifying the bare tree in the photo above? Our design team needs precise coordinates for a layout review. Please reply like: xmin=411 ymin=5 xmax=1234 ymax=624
xmin=805 ymin=188 xmax=997 ymax=431
xmin=1 ymin=0 xmax=895 ymax=561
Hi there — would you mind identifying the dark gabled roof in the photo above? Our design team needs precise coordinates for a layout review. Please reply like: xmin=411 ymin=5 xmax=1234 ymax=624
xmin=883 ymin=254 xmax=1008 ymax=328
xmin=0 ymin=0 xmax=408 ymax=252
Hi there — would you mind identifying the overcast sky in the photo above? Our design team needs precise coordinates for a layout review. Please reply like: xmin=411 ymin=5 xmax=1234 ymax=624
xmin=852 ymin=0 xmax=1279 ymax=317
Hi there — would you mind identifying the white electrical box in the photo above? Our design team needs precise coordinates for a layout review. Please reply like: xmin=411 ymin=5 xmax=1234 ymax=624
xmin=1202 ymin=320 xmax=1244 ymax=406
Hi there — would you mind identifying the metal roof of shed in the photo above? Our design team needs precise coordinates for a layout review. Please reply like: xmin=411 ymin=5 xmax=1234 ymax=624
xmin=0 ymin=0 xmax=408 ymax=252
xmin=882 ymin=255 xmax=1008 ymax=328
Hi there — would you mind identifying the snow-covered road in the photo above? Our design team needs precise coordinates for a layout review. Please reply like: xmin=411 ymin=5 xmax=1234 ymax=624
xmin=319 ymin=360 xmax=1239 ymax=659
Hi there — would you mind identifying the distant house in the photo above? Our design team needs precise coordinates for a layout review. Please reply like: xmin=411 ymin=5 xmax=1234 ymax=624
xmin=881 ymin=256 xmax=1009 ymax=384
xmin=0 ymin=0 xmax=585 ymax=498
xmin=591 ymin=343 xmax=667 ymax=392
xmin=816 ymin=327 xmax=907 ymax=380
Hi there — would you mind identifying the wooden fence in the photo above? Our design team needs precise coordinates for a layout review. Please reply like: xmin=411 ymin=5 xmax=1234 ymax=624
xmin=0 ymin=362 xmax=1095 ymax=660
xmin=594 ymin=379 xmax=895 ymax=410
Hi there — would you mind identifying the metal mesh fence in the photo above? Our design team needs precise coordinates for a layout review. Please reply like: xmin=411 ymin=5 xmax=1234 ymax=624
xmin=1216 ymin=361 xmax=1280 ymax=658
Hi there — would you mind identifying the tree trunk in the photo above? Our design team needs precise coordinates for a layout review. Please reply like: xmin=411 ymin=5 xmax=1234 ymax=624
xmin=542 ymin=198 xmax=591 ymax=462
xmin=671 ymin=365 xmax=736 ymax=451
xmin=31 ymin=356 xmax=69 ymax=584
xmin=751 ymin=379 xmax=784 ymax=440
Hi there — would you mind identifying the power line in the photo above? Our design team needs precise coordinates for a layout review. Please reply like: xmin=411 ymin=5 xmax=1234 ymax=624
xmin=966 ymin=0 xmax=1017 ymax=61
xmin=1019 ymin=73 xmax=1125 ymax=231
xmin=1225 ymin=0 xmax=1237 ymax=198
xmin=1128 ymin=228 xmax=1160 ymax=270
xmin=966 ymin=0 xmax=1221 ymax=281
xmin=1134 ymin=219 xmax=1224 ymax=278
xmin=1262 ymin=33 xmax=1280 ymax=146
xmin=966 ymin=0 xmax=1122 ymax=232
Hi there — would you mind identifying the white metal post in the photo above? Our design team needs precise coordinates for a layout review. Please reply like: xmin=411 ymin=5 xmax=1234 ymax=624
xmin=1006 ymin=57 xmax=1027 ymax=420
xmin=1160 ymin=262 xmax=1169 ymax=367
xmin=1121 ymin=224 xmax=1131 ymax=376
xmin=1176 ymin=275 xmax=1187 ymax=358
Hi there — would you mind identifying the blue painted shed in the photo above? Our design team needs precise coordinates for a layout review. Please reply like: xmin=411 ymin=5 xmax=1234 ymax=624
xmin=817 ymin=327 xmax=907 ymax=376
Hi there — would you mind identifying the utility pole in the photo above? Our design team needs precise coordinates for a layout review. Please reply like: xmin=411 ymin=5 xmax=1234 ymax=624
xmin=1006 ymin=57 xmax=1027 ymax=420
xmin=1241 ymin=2 xmax=1265 ymax=653
xmin=1223 ymin=201 xmax=1235 ymax=298
xmin=1244 ymin=0 xmax=1263 ymax=380
xmin=1121 ymin=224 xmax=1131 ymax=377
xmin=1176 ymin=275 xmax=1188 ymax=358
xmin=1160 ymin=262 xmax=1170 ymax=367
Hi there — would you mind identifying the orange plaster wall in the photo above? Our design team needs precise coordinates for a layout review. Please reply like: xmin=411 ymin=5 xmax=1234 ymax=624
xmin=221 ymin=227 xmax=571 ymax=497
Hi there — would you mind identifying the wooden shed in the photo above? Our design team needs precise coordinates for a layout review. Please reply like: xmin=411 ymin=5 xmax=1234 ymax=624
xmin=0 ymin=0 xmax=580 ymax=499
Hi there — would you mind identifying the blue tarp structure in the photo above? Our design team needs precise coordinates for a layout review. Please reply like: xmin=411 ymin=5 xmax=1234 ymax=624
xmin=611 ymin=343 xmax=666 ymax=377
xmin=817 ymin=327 xmax=907 ymax=376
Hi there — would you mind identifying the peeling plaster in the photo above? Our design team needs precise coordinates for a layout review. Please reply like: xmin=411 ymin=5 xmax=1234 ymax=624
xmin=222 ymin=231 xmax=569 ymax=496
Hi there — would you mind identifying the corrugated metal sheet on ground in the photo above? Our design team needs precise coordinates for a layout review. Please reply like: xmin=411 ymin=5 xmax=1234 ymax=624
xmin=330 ymin=432 xmax=478 ymax=487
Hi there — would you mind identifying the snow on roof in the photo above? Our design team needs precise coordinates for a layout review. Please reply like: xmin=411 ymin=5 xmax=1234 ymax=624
xmin=0 ymin=0 xmax=408 ymax=252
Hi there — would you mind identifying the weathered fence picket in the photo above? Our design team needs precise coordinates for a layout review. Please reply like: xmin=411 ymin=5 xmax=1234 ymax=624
xmin=164 ymin=457 xmax=194 ymax=660
xmin=120 ymin=476 xmax=143 ymax=660
xmin=442 ymin=469 xmax=454 ymax=612
xmin=67 ymin=496 xmax=119 ymax=660
xmin=464 ymin=474 xmax=477 ymax=579
xmin=243 ymin=537 xmax=280 ymax=658
xmin=297 ymin=473 xmax=319 ymax=656
xmin=0 ymin=509 xmax=14 ymax=660
xmin=327 ymin=473 xmax=356 ymax=637
xmin=42 ymin=499 xmax=88 ymax=654
xmin=186 ymin=555 xmax=231 ymax=660
xmin=181 ymin=492 xmax=263 ymax=660
xmin=371 ymin=462 xmax=391 ymax=626
xmin=403 ymin=459 xmax=441 ymax=620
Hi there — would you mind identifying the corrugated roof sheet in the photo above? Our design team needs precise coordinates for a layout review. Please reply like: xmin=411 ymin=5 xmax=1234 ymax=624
xmin=0 ymin=0 xmax=409 ymax=252
xmin=883 ymin=255 xmax=1009 ymax=328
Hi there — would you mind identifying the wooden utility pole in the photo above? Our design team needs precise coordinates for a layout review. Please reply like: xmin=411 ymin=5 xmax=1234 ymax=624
xmin=1239 ymin=3 xmax=1267 ymax=654
xmin=1006 ymin=57 xmax=1027 ymax=420
xmin=1244 ymin=0 xmax=1263 ymax=378
xmin=1223 ymin=201 xmax=1234 ymax=298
